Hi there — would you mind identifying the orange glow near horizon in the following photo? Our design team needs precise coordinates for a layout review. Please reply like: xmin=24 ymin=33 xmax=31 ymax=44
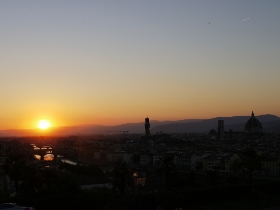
xmin=0 ymin=107 xmax=279 ymax=131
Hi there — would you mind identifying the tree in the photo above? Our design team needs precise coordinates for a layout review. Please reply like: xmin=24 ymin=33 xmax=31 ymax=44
xmin=230 ymin=149 xmax=262 ymax=185
xmin=205 ymin=170 xmax=219 ymax=186
xmin=188 ymin=170 xmax=196 ymax=187
xmin=132 ymin=153 xmax=140 ymax=164
xmin=157 ymin=156 xmax=177 ymax=188
xmin=112 ymin=162 xmax=131 ymax=195
xmin=1 ymin=154 xmax=25 ymax=194
xmin=20 ymin=164 xmax=43 ymax=193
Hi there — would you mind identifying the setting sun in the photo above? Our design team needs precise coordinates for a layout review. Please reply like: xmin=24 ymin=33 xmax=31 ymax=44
xmin=38 ymin=120 xmax=51 ymax=130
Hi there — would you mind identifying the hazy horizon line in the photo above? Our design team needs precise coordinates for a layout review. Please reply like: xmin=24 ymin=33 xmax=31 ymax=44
xmin=1 ymin=113 xmax=279 ymax=131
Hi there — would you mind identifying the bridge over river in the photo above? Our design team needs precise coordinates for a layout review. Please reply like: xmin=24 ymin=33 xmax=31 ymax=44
xmin=32 ymin=144 xmax=76 ymax=160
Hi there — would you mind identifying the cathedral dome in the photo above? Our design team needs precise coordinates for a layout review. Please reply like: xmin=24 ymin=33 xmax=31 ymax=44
xmin=244 ymin=111 xmax=262 ymax=133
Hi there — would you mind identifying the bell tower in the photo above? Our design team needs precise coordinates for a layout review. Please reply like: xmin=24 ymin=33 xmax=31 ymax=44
xmin=218 ymin=120 xmax=224 ymax=140
xmin=145 ymin=116 xmax=150 ymax=136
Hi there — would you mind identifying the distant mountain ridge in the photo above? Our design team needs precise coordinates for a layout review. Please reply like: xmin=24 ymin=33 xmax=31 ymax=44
xmin=151 ymin=114 xmax=280 ymax=133
xmin=0 ymin=115 xmax=279 ymax=136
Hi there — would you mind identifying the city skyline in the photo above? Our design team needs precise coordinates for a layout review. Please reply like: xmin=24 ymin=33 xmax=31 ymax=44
xmin=1 ymin=1 xmax=280 ymax=129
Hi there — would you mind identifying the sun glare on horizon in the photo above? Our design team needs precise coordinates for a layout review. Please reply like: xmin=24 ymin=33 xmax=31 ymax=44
xmin=38 ymin=120 xmax=51 ymax=130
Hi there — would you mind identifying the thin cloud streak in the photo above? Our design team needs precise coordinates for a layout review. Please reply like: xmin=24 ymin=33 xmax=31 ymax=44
xmin=240 ymin=18 xmax=250 ymax=22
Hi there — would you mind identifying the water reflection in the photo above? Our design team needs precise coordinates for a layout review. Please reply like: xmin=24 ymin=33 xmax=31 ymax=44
xmin=44 ymin=154 xmax=54 ymax=161
xmin=34 ymin=154 xmax=54 ymax=161
xmin=34 ymin=154 xmax=41 ymax=160
xmin=61 ymin=159 xmax=77 ymax=165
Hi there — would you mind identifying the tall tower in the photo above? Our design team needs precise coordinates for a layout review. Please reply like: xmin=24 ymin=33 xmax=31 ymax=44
xmin=218 ymin=120 xmax=224 ymax=140
xmin=145 ymin=117 xmax=150 ymax=136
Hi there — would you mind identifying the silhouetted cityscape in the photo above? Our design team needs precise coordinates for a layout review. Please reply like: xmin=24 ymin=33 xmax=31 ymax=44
xmin=1 ymin=112 xmax=280 ymax=209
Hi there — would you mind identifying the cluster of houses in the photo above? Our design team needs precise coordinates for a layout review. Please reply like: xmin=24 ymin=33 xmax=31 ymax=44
xmin=72 ymin=130 xmax=280 ymax=177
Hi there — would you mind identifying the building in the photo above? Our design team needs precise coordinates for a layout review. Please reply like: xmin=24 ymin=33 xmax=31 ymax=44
xmin=244 ymin=111 xmax=263 ymax=139
xmin=218 ymin=120 xmax=224 ymax=140
xmin=140 ymin=153 xmax=152 ymax=166
xmin=210 ymin=111 xmax=263 ymax=140
xmin=145 ymin=117 xmax=150 ymax=136
xmin=107 ymin=150 xmax=123 ymax=162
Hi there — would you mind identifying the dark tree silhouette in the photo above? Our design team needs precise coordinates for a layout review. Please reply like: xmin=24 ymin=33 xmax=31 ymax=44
xmin=133 ymin=153 xmax=140 ymax=164
xmin=230 ymin=149 xmax=262 ymax=185
xmin=188 ymin=170 xmax=196 ymax=187
xmin=20 ymin=164 xmax=44 ymax=193
xmin=157 ymin=155 xmax=177 ymax=188
xmin=205 ymin=170 xmax=219 ymax=186
xmin=112 ymin=162 xmax=131 ymax=195
xmin=1 ymin=154 xmax=25 ymax=194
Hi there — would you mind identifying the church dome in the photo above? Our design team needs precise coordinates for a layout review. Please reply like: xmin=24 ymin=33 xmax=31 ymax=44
xmin=244 ymin=111 xmax=262 ymax=133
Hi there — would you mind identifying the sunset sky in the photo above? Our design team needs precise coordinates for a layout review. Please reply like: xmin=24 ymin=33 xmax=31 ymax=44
xmin=1 ymin=1 xmax=280 ymax=130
